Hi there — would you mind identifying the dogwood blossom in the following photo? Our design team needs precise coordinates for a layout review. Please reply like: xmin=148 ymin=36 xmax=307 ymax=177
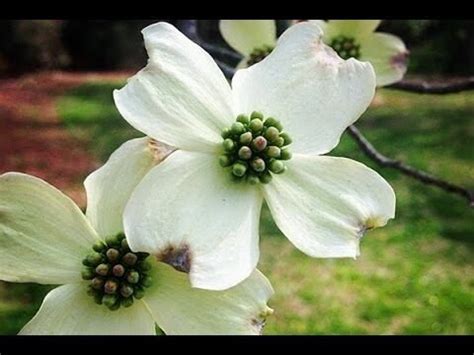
xmin=219 ymin=20 xmax=277 ymax=68
xmin=113 ymin=21 xmax=396 ymax=292
xmin=219 ymin=19 xmax=409 ymax=86
xmin=0 ymin=169 xmax=273 ymax=335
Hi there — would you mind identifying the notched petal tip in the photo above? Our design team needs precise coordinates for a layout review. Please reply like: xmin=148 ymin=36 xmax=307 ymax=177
xmin=300 ymin=21 xmax=369 ymax=69
xmin=357 ymin=215 xmax=392 ymax=240
xmin=271 ymin=20 xmax=324 ymax=57
xmin=309 ymin=35 xmax=375 ymax=78
xmin=147 ymin=139 xmax=176 ymax=164
xmin=156 ymin=243 xmax=192 ymax=273
xmin=251 ymin=306 xmax=274 ymax=335
xmin=368 ymin=215 xmax=392 ymax=229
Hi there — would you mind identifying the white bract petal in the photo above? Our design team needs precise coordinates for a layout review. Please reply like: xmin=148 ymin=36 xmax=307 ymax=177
xmin=263 ymin=154 xmax=396 ymax=258
xmin=20 ymin=283 xmax=155 ymax=335
xmin=0 ymin=173 xmax=99 ymax=284
xmin=232 ymin=20 xmax=376 ymax=156
xmin=360 ymin=32 xmax=409 ymax=87
xmin=124 ymin=150 xmax=262 ymax=291
xmin=85 ymin=137 xmax=173 ymax=238
xmin=144 ymin=262 xmax=274 ymax=335
xmin=219 ymin=20 xmax=277 ymax=56
xmin=321 ymin=20 xmax=381 ymax=41
xmin=114 ymin=22 xmax=233 ymax=153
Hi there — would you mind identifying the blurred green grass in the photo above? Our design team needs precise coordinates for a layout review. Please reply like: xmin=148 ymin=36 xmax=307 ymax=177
xmin=1 ymin=81 xmax=473 ymax=334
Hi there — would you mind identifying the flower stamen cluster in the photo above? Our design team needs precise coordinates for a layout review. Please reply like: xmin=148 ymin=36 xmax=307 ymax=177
xmin=330 ymin=35 xmax=361 ymax=60
xmin=219 ymin=112 xmax=292 ymax=185
xmin=81 ymin=233 xmax=152 ymax=310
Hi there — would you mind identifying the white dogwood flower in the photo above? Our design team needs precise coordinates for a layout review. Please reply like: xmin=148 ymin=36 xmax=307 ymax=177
xmin=0 ymin=170 xmax=274 ymax=335
xmin=113 ymin=21 xmax=396 ymax=292
xmin=219 ymin=19 xmax=409 ymax=86
xmin=219 ymin=20 xmax=277 ymax=68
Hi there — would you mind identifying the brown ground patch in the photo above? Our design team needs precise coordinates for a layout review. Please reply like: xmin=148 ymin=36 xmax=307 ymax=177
xmin=0 ymin=71 xmax=131 ymax=207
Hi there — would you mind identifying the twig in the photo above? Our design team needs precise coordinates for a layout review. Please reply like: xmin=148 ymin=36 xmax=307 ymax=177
xmin=347 ymin=125 xmax=474 ymax=206
xmin=388 ymin=78 xmax=474 ymax=94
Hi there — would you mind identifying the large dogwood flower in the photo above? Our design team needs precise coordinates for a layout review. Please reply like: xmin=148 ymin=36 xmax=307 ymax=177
xmin=113 ymin=21 xmax=396 ymax=292
xmin=219 ymin=19 xmax=409 ymax=86
xmin=0 ymin=169 xmax=273 ymax=335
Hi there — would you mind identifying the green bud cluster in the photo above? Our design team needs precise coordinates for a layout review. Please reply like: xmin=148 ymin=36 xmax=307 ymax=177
xmin=219 ymin=112 xmax=292 ymax=184
xmin=247 ymin=45 xmax=274 ymax=66
xmin=330 ymin=35 xmax=361 ymax=60
xmin=81 ymin=233 xmax=152 ymax=311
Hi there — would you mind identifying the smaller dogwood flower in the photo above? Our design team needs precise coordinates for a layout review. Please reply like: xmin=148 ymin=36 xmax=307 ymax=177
xmin=219 ymin=19 xmax=409 ymax=87
xmin=113 ymin=21 xmax=396 ymax=292
xmin=219 ymin=20 xmax=277 ymax=68
xmin=0 ymin=168 xmax=273 ymax=334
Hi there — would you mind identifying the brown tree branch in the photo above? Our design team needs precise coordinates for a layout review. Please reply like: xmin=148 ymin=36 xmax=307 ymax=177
xmin=347 ymin=125 xmax=474 ymax=206
xmin=388 ymin=77 xmax=474 ymax=94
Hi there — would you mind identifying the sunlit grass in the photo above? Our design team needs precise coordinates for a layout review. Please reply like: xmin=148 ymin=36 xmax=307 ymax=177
xmin=0 ymin=82 xmax=472 ymax=334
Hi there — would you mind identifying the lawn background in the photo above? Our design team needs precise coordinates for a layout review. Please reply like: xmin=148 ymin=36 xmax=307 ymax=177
xmin=0 ymin=80 xmax=472 ymax=334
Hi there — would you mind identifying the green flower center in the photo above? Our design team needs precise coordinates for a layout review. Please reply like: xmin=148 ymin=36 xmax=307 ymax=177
xmin=330 ymin=35 xmax=361 ymax=60
xmin=219 ymin=111 xmax=292 ymax=185
xmin=81 ymin=233 xmax=152 ymax=311
xmin=247 ymin=45 xmax=274 ymax=66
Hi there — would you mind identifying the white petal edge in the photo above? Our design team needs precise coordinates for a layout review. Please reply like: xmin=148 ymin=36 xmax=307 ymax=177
xmin=360 ymin=32 xmax=409 ymax=87
xmin=20 ymin=283 xmax=155 ymax=335
xmin=144 ymin=262 xmax=274 ymax=335
xmin=114 ymin=22 xmax=233 ymax=153
xmin=124 ymin=150 xmax=262 ymax=291
xmin=232 ymin=20 xmax=376 ymax=155
xmin=263 ymin=154 xmax=396 ymax=258
xmin=219 ymin=20 xmax=277 ymax=56
xmin=85 ymin=137 xmax=174 ymax=238
xmin=0 ymin=173 xmax=100 ymax=284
